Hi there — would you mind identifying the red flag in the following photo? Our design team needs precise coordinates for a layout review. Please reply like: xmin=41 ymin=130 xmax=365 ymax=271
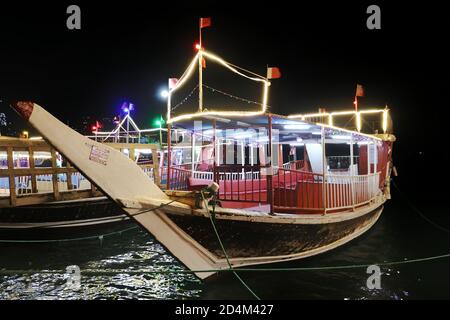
xmin=267 ymin=67 xmax=281 ymax=79
xmin=201 ymin=57 xmax=206 ymax=69
xmin=200 ymin=17 xmax=211 ymax=29
xmin=355 ymin=84 xmax=365 ymax=97
xmin=168 ymin=78 xmax=178 ymax=89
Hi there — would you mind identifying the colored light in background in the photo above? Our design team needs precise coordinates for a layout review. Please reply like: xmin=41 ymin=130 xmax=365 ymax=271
xmin=121 ymin=102 xmax=134 ymax=114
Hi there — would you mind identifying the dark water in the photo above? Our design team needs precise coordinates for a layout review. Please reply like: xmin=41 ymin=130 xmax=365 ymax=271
xmin=1 ymin=187 xmax=450 ymax=300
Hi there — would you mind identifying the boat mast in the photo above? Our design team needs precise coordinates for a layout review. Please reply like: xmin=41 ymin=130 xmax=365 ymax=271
xmin=198 ymin=20 xmax=204 ymax=112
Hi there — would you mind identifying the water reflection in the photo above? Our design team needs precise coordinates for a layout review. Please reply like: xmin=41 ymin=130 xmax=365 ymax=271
xmin=1 ymin=196 xmax=449 ymax=299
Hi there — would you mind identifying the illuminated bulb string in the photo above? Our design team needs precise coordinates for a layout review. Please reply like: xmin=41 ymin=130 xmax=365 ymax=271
xmin=202 ymin=84 xmax=269 ymax=107
xmin=170 ymin=84 xmax=199 ymax=112
xmin=171 ymin=84 xmax=268 ymax=114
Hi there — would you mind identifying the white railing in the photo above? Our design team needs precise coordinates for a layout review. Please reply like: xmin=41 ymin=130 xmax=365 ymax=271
xmin=325 ymin=172 xmax=380 ymax=209
xmin=192 ymin=171 xmax=213 ymax=180
xmin=282 ymin=162 xmax=291 ymax=170
xmin=190 ymin=170 xmax=259 ymax=181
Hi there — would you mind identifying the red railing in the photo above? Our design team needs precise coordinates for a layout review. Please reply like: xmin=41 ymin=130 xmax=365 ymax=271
xmin=214 ymin=165 xmax=267 ymax=203
xmin=273 ymin=168 xmax=324 ymax=213
xmin=168 ymin=166 xmax=191 ymax=190
xmin=167 ymin=164 xmax=381 ymax=214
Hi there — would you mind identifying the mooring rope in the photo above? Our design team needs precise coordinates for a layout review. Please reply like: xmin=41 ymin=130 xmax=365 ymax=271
xmin=3 ymin=184 xmax=450 ymax=296
xmin=0 ymin=226 xmax=139 ymax=244
xmin=0 ymin=199 xmax=179 ymax=243
xmin=1 ymin=252 xmax=450 ymax=277
xmin=392 ymin=180 xmax=450 ymax=234
xmin=200 ymin=190 xmax=261 ymax=300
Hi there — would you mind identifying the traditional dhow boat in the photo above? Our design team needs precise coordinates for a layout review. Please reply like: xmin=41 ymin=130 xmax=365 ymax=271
xmin=9 ymin=50 xmax=395 ymax=279
xmin=0 ymin=136 xmax=162 ymax=239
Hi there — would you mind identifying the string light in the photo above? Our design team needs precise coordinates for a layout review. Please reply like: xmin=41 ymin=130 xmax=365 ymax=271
xmin=167 ymin=49 xmax=270 ymax=124
xmin=289 ymin=109 xmax=389 ymax=134
xmin=319 ymin=123 xmax=382 ymax=141
xmin=202 ymin=84 xmax=268 ymax=107
xmin=171 ymin=85 xmax=199 ymax=112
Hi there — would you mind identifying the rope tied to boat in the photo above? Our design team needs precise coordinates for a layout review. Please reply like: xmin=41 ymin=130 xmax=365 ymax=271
xmin=200 ymin=188 xmax=261 ymax=300
xmin=3 ymin=181 xmax=450 ymax=296
xmin=391 ymin=179 xmax=450 ymax=234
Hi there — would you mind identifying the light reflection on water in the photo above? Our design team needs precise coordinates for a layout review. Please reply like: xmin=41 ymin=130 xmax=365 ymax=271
xmin=1 ymin=197 xmax=450 ymax=299
xmin=0 ymin=231 xmax=203 ymax=300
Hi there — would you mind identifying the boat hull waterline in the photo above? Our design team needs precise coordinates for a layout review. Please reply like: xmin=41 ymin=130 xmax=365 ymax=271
xmin=10 ymin=102 xmax=385 ymax=279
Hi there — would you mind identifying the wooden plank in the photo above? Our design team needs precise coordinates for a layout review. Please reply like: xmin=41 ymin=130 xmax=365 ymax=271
xmin=66 ymin=161 xmax=74 ymax=190
xmin=0 ymin=137 xmax=50 ymax=149
xmin=0 ymin=167 xmax=79 ymax=175
xmin=152 ymin=146 xmax=160 ymax=187
xmin=50 ymin=148 xmax=60 ymax=200
xmin=7 ymin=147 xmax=16 ymax=206
xmin=14 ymin=102 xmax=217 ymax=279
xmin=28 ymin=146 xmax=38 ymax=193
xmin=13 ymin=189 xmax=103 ymax=207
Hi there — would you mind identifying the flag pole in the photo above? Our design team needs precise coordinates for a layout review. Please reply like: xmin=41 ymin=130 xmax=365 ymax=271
xmin=198 ymin=19 xmax=203 ymax=112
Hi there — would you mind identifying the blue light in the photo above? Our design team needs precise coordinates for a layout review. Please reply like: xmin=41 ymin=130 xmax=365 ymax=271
xmin=121 ymin=101 xmax=134 ymax=114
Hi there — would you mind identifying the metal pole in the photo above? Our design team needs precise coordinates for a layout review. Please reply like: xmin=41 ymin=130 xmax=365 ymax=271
xmin=159 ymin=122 xmax=163 ymax=146
xmin=191 ymin=132 xmax=195 ymax=174
xmin=268 ymin=115 xmax=274 ymax=215
xmin=166 ymin=124 xmax=171 ymax=190
xmin=213 ymin=119 xmax=217 ymax=183
xmin=350 ymin=134 xmax=355 ymax=207
xmin=321 ymin=126 xmax=327 ymax=213
xmin=198 ymin=21 xmax=203 ymax=112
xmin=126 ymin=112 xmax=130 ymax=144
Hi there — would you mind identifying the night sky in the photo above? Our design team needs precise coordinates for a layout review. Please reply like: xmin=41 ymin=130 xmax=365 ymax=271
xmin=1 ymin=1 xmax=449 ymax=192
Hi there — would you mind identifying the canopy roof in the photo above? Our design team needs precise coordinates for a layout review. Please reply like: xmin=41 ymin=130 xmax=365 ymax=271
xmin=171 ymin=112 xmax=381 ymax=143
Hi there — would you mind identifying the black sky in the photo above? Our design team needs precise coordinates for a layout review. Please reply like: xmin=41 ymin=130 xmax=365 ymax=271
xmin=1 ymin=1 xmax=449 ymax=182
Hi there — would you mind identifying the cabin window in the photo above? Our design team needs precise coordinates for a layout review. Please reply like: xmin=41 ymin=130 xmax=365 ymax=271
xmin=34 ymin=151 xmax=52 ymax=168
xmin=57 ymin=153 xmax=68 ymax=168
xmin=13 ymin=151 xmax=30 ymax=168
xmin=0 ymin=150 xmax=7 ymax=169
xmin=325 ymin=144 xmax=359 ymax=171
xmin=15 ymin=175 xmax=32 ymax=195
xmin=0 ymin=177 xmax=10 ymax=196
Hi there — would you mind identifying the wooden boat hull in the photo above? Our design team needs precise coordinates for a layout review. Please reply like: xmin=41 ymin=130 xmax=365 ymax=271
xmin=166 ymin=206 xmax=382 ymax=262
xmin=0 ymin=197 xmax=131 ymax=240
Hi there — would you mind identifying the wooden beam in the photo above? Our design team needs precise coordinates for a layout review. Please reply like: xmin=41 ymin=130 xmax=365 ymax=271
xmin=50 ymin=148 xmax=60 ymax=200
xmin=66 ymin=161 xmax=74 ymax=190
xmin=28 ymin=146 xmax=38 ymax=193
xmin=6 ymin=147 xmax=16 ymax=206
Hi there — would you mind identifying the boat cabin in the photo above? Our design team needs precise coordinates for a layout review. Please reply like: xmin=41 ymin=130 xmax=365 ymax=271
xmin=165 ymin=112 xmax=394 ymax=214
